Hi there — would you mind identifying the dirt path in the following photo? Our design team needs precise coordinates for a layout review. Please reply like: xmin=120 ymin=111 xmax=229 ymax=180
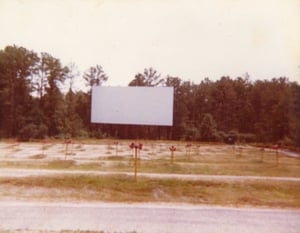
xmin=1 ymin=168 xmax=300 ymax=182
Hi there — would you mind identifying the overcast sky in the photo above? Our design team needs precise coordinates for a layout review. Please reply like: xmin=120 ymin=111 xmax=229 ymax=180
xmin=0 ymin=0 xmax=299 ymax=89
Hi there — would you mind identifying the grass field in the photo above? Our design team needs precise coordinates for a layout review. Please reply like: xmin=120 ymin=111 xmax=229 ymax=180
xmin=1 ymin=174 xmax=299 ymax=208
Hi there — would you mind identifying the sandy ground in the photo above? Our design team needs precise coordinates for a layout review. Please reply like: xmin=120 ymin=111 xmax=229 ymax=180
xmin=0 ymin=141 xmax=209 ymax=161
xmin=0 ymin=141 xmax=298 ymax=163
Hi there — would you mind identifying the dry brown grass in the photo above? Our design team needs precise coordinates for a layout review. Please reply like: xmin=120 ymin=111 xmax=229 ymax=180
xmin=0 ymin=174 xmax=299 ymax=208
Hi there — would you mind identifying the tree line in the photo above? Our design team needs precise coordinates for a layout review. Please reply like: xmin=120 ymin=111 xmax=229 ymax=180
xmin=0 ymin=45 xmax=299 ymax=147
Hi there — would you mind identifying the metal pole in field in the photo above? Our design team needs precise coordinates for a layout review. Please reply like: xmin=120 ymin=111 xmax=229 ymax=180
xmin=134 ymin=146 xmax=138 ymax=181
xmin=65 ymin=143 xmax=68 ymax=160
xmin=272 ymin=144 xmax=279 ymax=167
xmin=12 ymin=140 xmax=19 ymax=156
xmin=276 ymin=149 xmax=279 ymax=167
xmin=169 ymin=146 xmax=176 ymax=164
xmin=260 ymin=148 xmax=264 ymax=162
xmin=131 ymin=142 xmax=142 ymax=181
xmin=197 ymin=145 xmax=201 ymax=156
xmin=115 ymin=142 xmax=118 ymax=156
xmin=185 ymin=144 xmax=191 ymax=160
xmin=70 ymin=141 xmax=73 ymax=155
xmin=64 ymin=139 xmax=72 ymax=160
xmin=41 ymin=140 xmax=45 ymax=156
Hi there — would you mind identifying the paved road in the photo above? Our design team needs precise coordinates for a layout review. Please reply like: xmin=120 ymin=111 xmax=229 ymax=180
xmin=1 ymin=168 xmax=300 ymax=182
xmin=0 ymin=201 xmax=299 ymax=233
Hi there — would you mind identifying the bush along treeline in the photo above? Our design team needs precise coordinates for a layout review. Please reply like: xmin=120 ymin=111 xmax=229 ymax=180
xmin=0 ymin=45 xmax=299 ymax=147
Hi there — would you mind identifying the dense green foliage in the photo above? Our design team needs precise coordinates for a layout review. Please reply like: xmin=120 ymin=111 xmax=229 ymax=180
xmin=0 ymin=45 xmax=299 ymax=146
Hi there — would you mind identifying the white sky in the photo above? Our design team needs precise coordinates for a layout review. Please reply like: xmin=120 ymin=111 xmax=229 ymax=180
xmin=0 ymin=0 xmax=299 ymax=89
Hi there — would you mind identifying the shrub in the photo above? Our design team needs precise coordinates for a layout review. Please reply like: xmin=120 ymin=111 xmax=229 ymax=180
xmin=18 ymin=123 xmax=48 ymax=141
xmin=18 ymin=123 xmax=38 ymax=141
xmin=278 ymin=136 xmax=295 ymax=147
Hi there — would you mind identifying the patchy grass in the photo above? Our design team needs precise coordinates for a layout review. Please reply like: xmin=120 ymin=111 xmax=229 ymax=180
xmin=41 ymin=144 xmax=53 ymax=151
xmin=76 ymin=162 xmax=104 ymax=170
xmin=106 ymin=145 xmax=115 ymax=151
xmin=0 ymin=152 xmax=299 ymax=177
xmin=47 ymin=160 xmax=76 ymax=169
xmin=29 ymin=154 xmax=47 ymax=159
xmin=104 ymin=155 xmax=128 ymax=161
xmin=1 ymin=142 xmax=299 ymax=178
xmin=136 ymin=158 xmax=300 ymax=177
xmin=0 ymin=174 xmax=299 ymax=208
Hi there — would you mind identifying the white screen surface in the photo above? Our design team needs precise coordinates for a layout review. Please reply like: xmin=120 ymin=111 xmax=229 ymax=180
xmin=91 ymin=86 xmax=174 ymax=126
